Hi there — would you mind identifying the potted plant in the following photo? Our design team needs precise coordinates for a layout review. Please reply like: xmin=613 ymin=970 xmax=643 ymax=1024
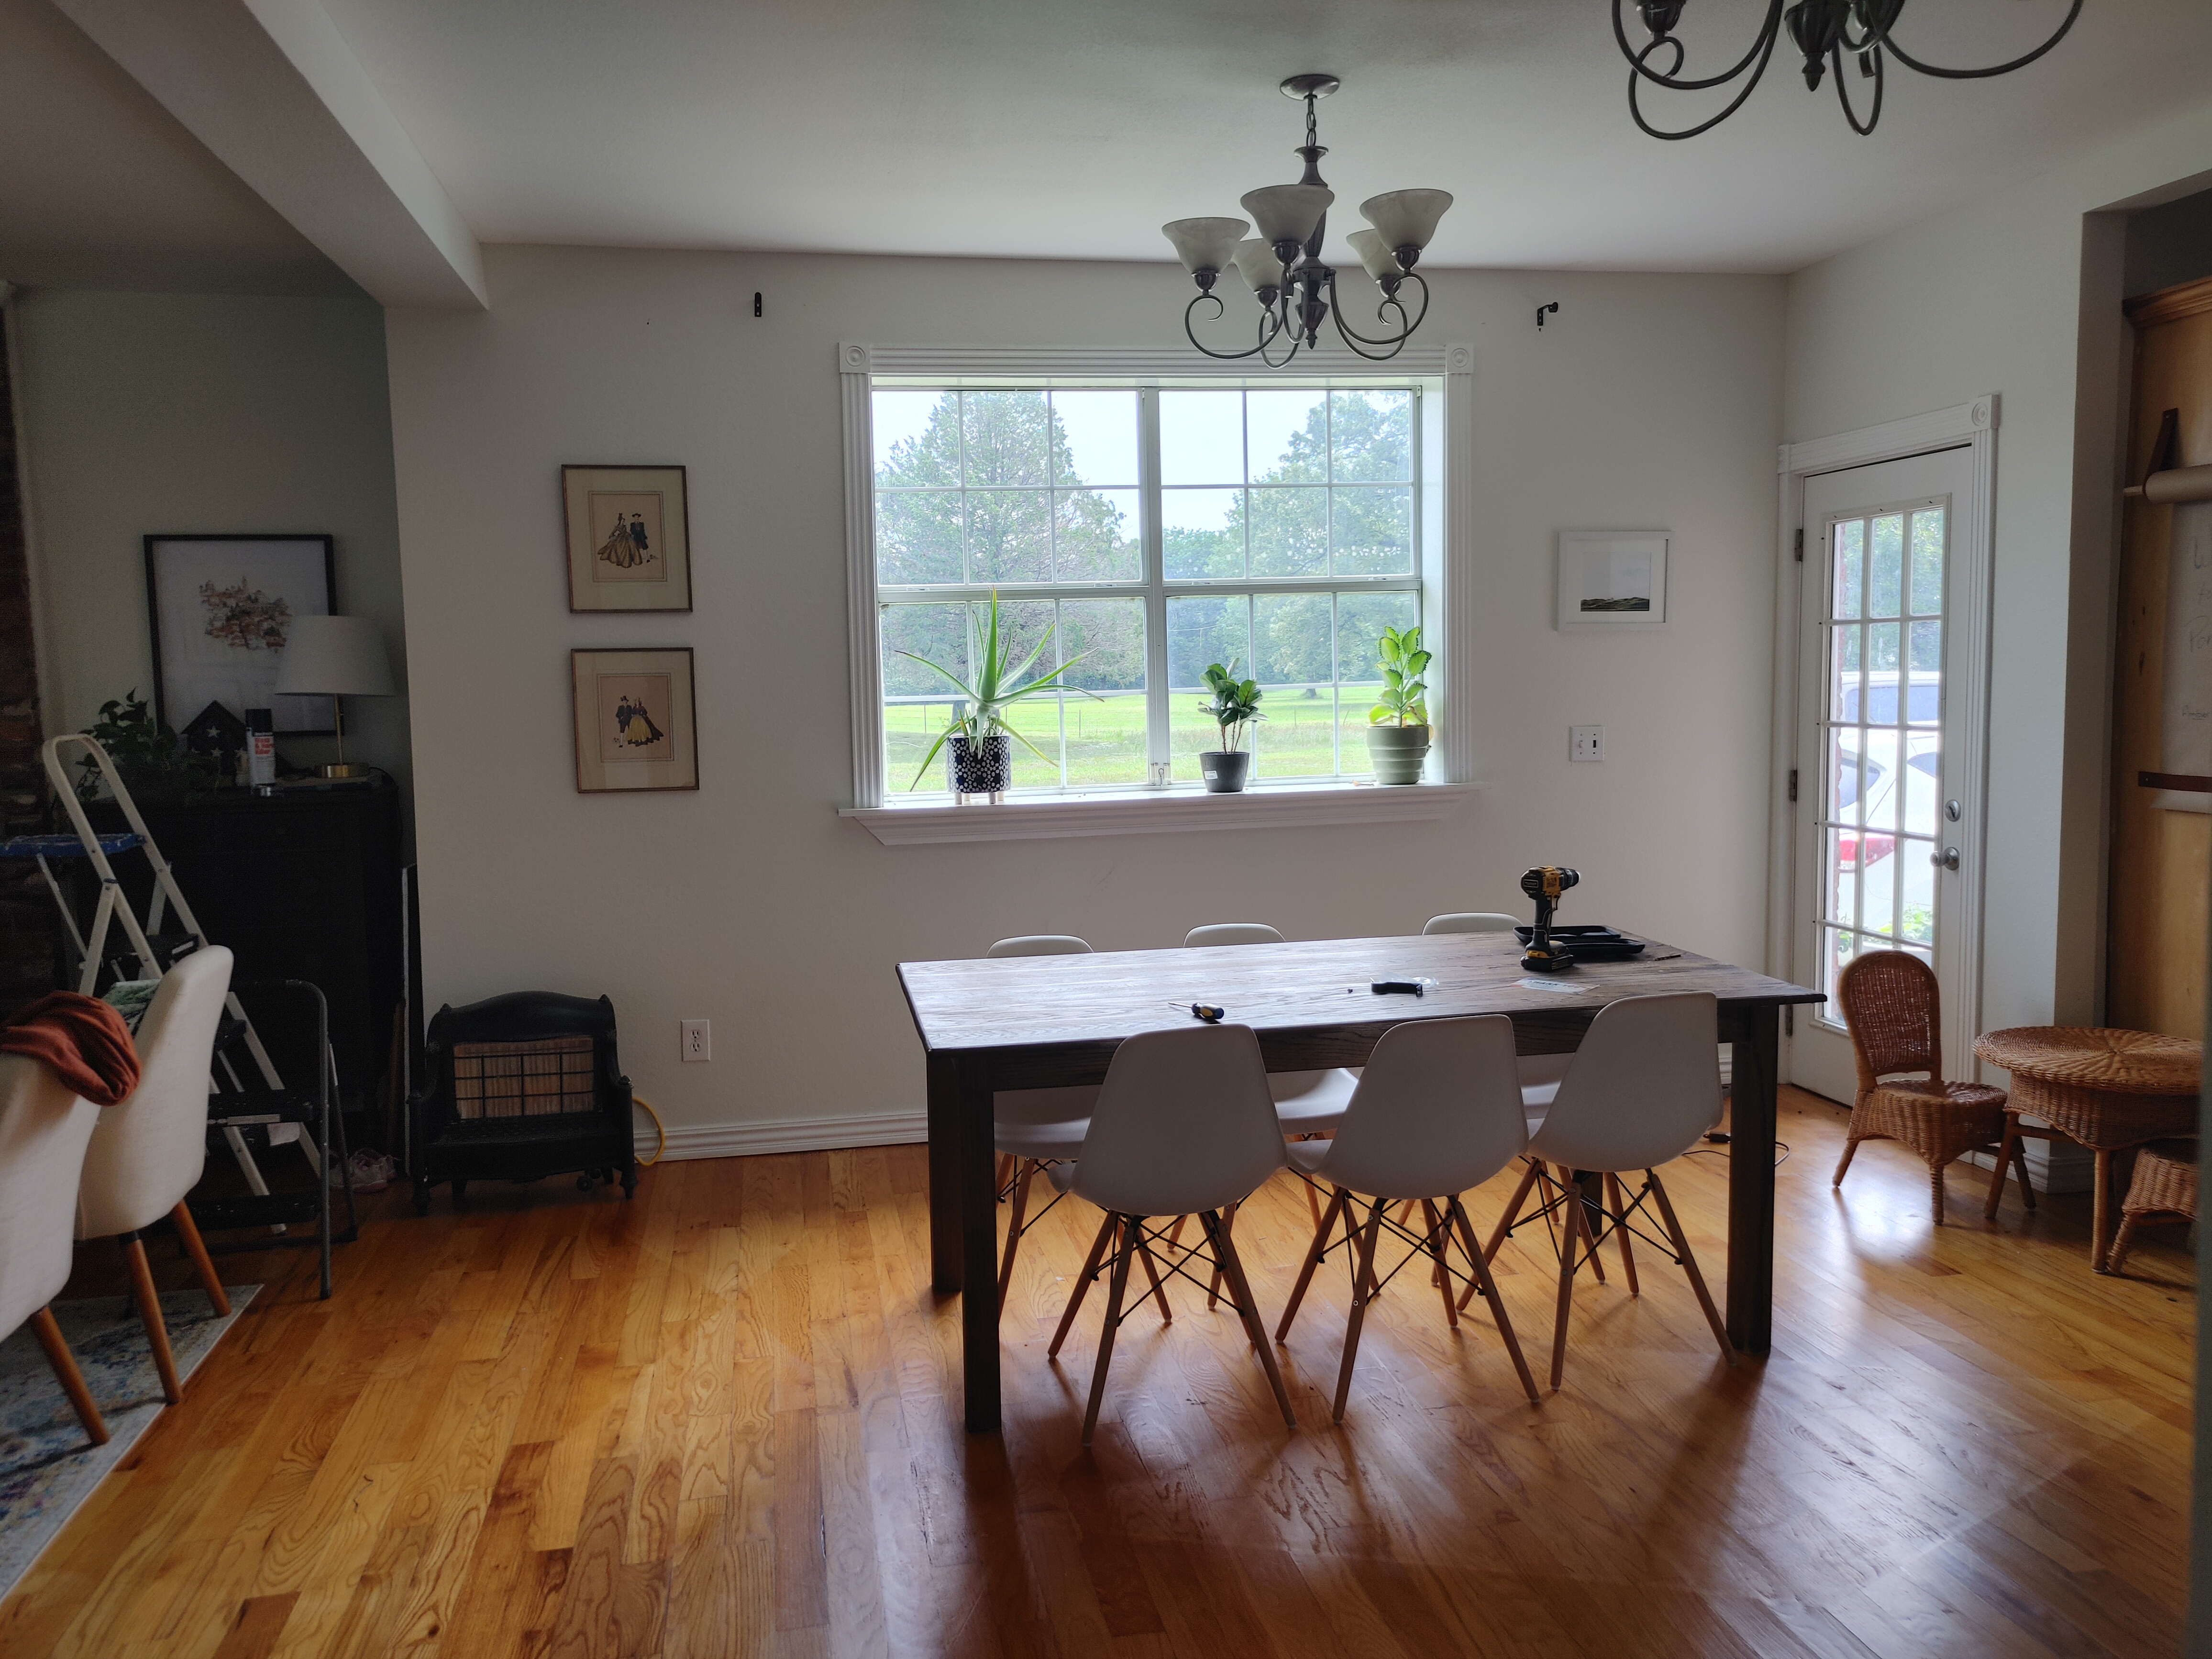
xmin=1196 ymin=662 xmax=1264 ymax=793
xmin=73 ymin=690 xmax=217 ymax=804
xmin=1365 ymin=624 xmax=1431 ymax=785
xmin=898 ymin=592 xmax=1092 ymax=801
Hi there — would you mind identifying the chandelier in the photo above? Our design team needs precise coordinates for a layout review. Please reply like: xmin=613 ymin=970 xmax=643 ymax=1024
xmin=1616 ymin=0 xmax=2083 ymax=138
xmin=1161 ymin=76 xmax=1451 ymax=365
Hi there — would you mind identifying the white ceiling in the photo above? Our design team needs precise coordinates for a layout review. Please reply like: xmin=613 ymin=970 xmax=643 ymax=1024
xmin=7 ymin=0 xmax=2212 ymax=294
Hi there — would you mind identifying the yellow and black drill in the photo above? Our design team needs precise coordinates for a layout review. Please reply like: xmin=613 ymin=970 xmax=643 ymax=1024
xmin=1519 ymin=865 xmax=1581 ymax=973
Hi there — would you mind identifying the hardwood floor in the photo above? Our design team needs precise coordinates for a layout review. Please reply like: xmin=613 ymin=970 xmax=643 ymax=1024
xmin=0 ymin=1086 xmax=2193 ymax=1658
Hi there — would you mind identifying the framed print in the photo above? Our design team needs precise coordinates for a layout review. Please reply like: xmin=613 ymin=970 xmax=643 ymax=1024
xmin=1557 ymin=531 xmax=1670 ymax=632
xmin=144 ymin=534 xmax=338 ymax=733
xmin=563 ymin=465 xmax=692 ymax=612
xmin=572 ymin=647 xmax=698 ymax=793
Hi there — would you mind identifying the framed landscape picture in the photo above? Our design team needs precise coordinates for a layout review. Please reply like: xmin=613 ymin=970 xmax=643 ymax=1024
xmin=144 ymin=534 xmax=338 ymax=732
xmin=1557 ymin=531 xmax=1670 ymax=632
xmin=571 ymin=647 xmax=698 ymax=793
xmin=562 ymin=465 xmax=692 ymax=612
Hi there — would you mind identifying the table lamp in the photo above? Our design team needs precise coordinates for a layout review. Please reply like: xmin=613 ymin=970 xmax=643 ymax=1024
xmin=273 ymin=614 xmax=394 ymax=779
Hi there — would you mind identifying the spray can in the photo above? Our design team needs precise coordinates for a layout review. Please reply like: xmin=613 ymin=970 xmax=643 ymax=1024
xmin=244 ymin=708 xmax=277 ymax=790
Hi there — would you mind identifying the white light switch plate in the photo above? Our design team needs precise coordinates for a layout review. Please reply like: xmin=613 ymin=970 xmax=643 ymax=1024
xmin=681 ymin=1019 xmax=711 ymax=1062
xmin=1571 ymin=725 xmax=1604 ymax=763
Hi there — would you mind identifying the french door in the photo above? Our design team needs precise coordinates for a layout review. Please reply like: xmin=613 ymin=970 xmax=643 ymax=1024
xmin=1792 ymin=447 xmax=1978 ymax=1104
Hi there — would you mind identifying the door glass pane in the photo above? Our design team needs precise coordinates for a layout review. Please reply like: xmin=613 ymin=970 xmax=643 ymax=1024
xmin=1858 ymin=832 xmax=1898 ymax=938
xmin=1868 ymin=513 xmax=1904 ymax=618
xmin=1833 ymin=520 xmax=1864 ymax=619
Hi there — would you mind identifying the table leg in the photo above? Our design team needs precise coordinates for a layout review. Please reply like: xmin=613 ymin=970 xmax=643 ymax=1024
xmin=1726 ymin=1007 xmax=1780 ymax=1354
xmin=926 ymin=1051 xmax=962 ymax=1294
xmin=2092 ymin=1148 xmax=2113 ymax=1273
xmin=957 ymin=1053 xmax=1001 ymax=1432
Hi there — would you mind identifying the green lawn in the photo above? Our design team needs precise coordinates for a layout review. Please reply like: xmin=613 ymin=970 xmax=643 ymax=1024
xmin=885 ymin=685 xmax=1389 ymax=791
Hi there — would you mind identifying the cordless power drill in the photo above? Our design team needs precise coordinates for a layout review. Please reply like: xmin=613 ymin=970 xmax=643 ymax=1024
xmin=1519 ymin=865 xmax=1581 ymax=973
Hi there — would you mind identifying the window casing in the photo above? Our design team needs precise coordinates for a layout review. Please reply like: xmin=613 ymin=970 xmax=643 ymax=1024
xmin=862 ymin=376 xmax=1438 ymax=802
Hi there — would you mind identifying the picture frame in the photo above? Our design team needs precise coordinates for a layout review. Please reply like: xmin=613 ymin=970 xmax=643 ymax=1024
xmin=1557 ymin=531 xmax=1670 ymax=632
xmin=571 ymin=647 xmax=699 ymax=793
xmin=144 ymin=534 xmax=339 ymax=733
xmin=562 ymin=465 xmax=693 ymax=612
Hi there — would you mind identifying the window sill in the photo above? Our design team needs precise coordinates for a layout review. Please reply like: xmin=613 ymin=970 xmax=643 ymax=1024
xmin=837 ymin=780 xmax=1481 ymax=845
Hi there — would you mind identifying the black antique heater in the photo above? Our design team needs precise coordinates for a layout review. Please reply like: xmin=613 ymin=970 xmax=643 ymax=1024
xmin=409 ymin=990 xmax=637 ymax=1212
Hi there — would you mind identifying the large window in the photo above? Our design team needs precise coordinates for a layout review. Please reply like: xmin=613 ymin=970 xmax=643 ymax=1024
xmin=871 ymin=383 xmax=1424 ymax=797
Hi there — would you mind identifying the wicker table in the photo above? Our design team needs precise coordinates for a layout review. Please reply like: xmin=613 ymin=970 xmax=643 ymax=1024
xmin=1971 ymin=1027 xmax=2201 ymax=1272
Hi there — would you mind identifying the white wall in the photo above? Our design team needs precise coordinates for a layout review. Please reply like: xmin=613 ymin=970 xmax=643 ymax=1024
xmin=382 ymin=246 xmax=1783 ymax=1140
xmin=1783 ymin=96 xmax=2212 ymax=1038
xmin=9 ymin=288 xmax=413 ymax=810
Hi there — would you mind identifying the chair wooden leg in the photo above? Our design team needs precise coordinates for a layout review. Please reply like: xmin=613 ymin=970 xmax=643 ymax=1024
xmin=1206 ymin=1200 xmax=1239 ymax=1309
xmin=1483 ymin=1159 xmax=1545 ymax=1263
xmin=1448 ymin=1197 xmax=1540 ymax=1404
xmin=1332 ymin=1199 xmax=1387 ymax=1424
xmin=1565 ymin=1166 xmax=1606 ymax=1285
xmin=1983 ymin=1127 xmax=2015 ymax=1222
xmin=2106 ymin=1213 xmax=2143 ymax=1277
xmin=1420 ymin=1199 xmax=1459 ymax=1329
xmin=1604 ymin=1174 xmax=1640 ymax=1296
xmin=29 ymin=1306 xmax=108 ymax=1446
xmin=1164 ymin=1215 xmax=1189 ymax=1255
xmin=1049 ymin=1213 xmax=1117 ymax=1360
xmin=1929 ymin=1160 xmax=1947 ymax=1226
xmin=1548 ymin=1186 xmax=1582 ymax=1394
xmin=2092 ymin=1150 xmax=2115 ymax=1272
xmin=1132 ymin=1228 xmax=1174 ymax=1326
xmin=996 ymin=1159 xmax=1036 ymax=1315
xmin=1276 ymin=1186 xmax=1345 ymax=1342
xmin=1833 ymin=1135 xmax=1861 ymax=1187
xmin=1080 ymin=1217 xmax=1138 ymax=1447
xmin=2010 ymin=1134 xmax=2037 ymax=1213
xmin=995 ymin=1153 xmax=1015 ymax=1196
xmin=122 ymin=1235 xmax=182 ymax=1405
xmin=1305 ymin=1166 xmax=1323 ymax=1228
xmin=171 ymin=1202 xmax=229 ymax=1316
xmin=1646 ymin=1170 xmax=1733 ymax=1367
xmin=1205 ymin=1208 xmax=1296 ymax=1430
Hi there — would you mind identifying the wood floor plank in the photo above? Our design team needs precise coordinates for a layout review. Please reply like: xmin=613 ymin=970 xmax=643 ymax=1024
xmin=0 ymin=1087 xmax=2189 ymax=1659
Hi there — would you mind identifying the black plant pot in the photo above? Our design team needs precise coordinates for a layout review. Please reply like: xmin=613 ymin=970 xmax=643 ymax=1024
xmin=1200 ymin=751 xmax=1250 ymax=793
xmin=948 ymin=732 xmax=1012 ymax=801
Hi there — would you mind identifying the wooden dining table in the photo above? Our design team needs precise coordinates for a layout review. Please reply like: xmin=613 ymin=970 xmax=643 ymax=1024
xmin=898 ymin=929 xmax=1823 ymax=1431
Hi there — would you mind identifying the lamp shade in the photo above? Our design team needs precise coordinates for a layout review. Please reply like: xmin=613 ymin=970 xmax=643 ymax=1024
xmin=1359 ymin=188 xmax=1453 ymax=253
xmin=1345 ymin=229 xmax=1405 ymax=283
xmin=1161 ymin=216 xmax=1250 ymax=275
xmin=1239 ymin=184 xmax=1333 ymax=247
xmin=1231 ymin=238 xmax=1286 ymax=297
xmin=274 ymin=614 xmax=395 ymax=697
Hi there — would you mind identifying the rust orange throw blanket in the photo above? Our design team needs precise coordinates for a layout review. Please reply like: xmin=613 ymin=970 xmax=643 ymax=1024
xmin=1 ymin=991 xmax=140 ymax=1105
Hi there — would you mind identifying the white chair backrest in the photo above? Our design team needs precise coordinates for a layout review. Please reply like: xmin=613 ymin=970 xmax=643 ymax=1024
xmin=1184 ymin=923 xmax=1283 ymax=949
xmin=1073 ymin=1024 xmax=1284 ymax=1217
xmin=0 ymin=1054 xmax=102 ymax=1338
xmin=76 ymin=946 xmax=232 ymax=1240
xmin=986 ymin=935 xmax=1094 ymax=958
xmin=1530 ymin=992 xmax=1722 ymax=1173
xmin=1422 ymin=913 xmax=1518 ymax=936
xmin=1314 ymin=1016 xmax=1526 ymax=1199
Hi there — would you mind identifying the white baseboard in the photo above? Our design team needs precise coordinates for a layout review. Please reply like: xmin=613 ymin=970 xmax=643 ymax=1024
xmin=635 ymin=1109 xmax=929 ymax=1162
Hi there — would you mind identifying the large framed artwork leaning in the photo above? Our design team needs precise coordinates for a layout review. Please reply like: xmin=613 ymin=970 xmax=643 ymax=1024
xmin=144 ymin=534 xmax=338 ymax=733
xmin=562 ymin=465 xmax=693 ymax=612
xmin=571 ymin=647 xmax=699 ymax=793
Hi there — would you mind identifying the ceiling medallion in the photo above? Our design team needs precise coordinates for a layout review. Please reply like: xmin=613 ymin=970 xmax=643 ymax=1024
xmin=1616 ymin=0 xmax=2083 ymax=138
xmin=1162 ymin=76 xmax=1450 ymax=365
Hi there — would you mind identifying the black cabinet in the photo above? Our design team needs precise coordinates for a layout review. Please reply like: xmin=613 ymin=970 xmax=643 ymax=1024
xmin=82 ymin=781 xmax=403 ymax=1117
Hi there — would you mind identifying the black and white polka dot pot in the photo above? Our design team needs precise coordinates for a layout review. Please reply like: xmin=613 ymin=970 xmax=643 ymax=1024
xmin=949 ymin=732 xmax=1012 ymax=802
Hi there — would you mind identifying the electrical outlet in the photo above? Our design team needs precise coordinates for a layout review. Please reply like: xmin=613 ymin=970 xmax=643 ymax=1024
xmin=681 ymin=1019 xmax=711 ymax=1062
xmin=1571 ymin=725 xmax=1604 ymax=763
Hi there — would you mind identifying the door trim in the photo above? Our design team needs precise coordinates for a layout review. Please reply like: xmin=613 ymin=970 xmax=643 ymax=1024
xmin=1770 ymin=396 xmax=1999 ymax=1084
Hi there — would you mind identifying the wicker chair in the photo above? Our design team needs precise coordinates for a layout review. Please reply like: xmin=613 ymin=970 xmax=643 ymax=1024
xmin=2106 ymin=1140 xmax=2198 ymax=1276
xmin=1833 ymin=951 xmax=2021 ymax=1224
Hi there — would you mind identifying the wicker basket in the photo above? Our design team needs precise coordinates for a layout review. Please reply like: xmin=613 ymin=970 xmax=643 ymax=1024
xmin=2106 ymin=1139 xmax=2199 ymax=1277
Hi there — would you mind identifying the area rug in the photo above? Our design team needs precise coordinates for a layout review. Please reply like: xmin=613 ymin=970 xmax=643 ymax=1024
xmin=0 ymin=1285 xmax=257 ymax=1603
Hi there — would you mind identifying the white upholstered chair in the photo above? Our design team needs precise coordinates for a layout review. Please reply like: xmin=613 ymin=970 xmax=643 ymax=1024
xmin=0 ymin=1053 xmax=109 ymax=1445
xmin=75 ymin=946 xmax=234 ymax=1405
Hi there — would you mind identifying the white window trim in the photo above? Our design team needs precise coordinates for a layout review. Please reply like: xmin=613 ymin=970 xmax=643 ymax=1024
xmin=837 ymin=341 xmax=1477 ymax=844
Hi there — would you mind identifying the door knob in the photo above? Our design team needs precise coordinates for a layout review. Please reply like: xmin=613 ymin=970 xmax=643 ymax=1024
xmin=1930 ymin=846 xmax=1960 ymax=871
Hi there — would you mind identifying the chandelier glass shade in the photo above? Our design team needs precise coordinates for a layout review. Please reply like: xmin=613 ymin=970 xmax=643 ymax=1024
xmin=1615 ymin=0 xmax=2084 ymax=139
xmin=1162 ymin=76 xmax=1451 ymax=364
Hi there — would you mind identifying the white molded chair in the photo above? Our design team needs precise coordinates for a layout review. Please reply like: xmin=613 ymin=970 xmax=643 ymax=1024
xmin=1274 ymin=1017 xmax=1541 ymax=1420
xmin=1478 ymin=992 xmax=1735 ymax=1390
xmin=1183 ymin=922 xmax=1283 ymax=949
xmin=985 ymin=935 xmax=1100 ymax=1316
xmin=0 ymin=1054 xmax=109 ymax=1446
xmin=76 ymin=946 xmax=234 ymax=1405
xmin=1043 ymin=1024 xmax=1296 ymax=1445
xmin=1422 ymin=913 xmax=1519 ymax=935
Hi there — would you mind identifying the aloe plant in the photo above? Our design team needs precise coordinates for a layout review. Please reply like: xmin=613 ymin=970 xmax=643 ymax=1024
xmin=897 ymin=591 xmax=1095 ymax=788
xmin=1197 ymin=661 xmax=1265 ymax=752
xmin=1369 ymin=625 xmax=1431 ymax=728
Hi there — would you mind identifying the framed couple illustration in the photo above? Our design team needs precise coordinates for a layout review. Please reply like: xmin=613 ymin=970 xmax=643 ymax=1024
xmin=571 ymin=648 xmax=698 ymax=794
xmin=561 ymin=465 xmax=693 ymax=613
